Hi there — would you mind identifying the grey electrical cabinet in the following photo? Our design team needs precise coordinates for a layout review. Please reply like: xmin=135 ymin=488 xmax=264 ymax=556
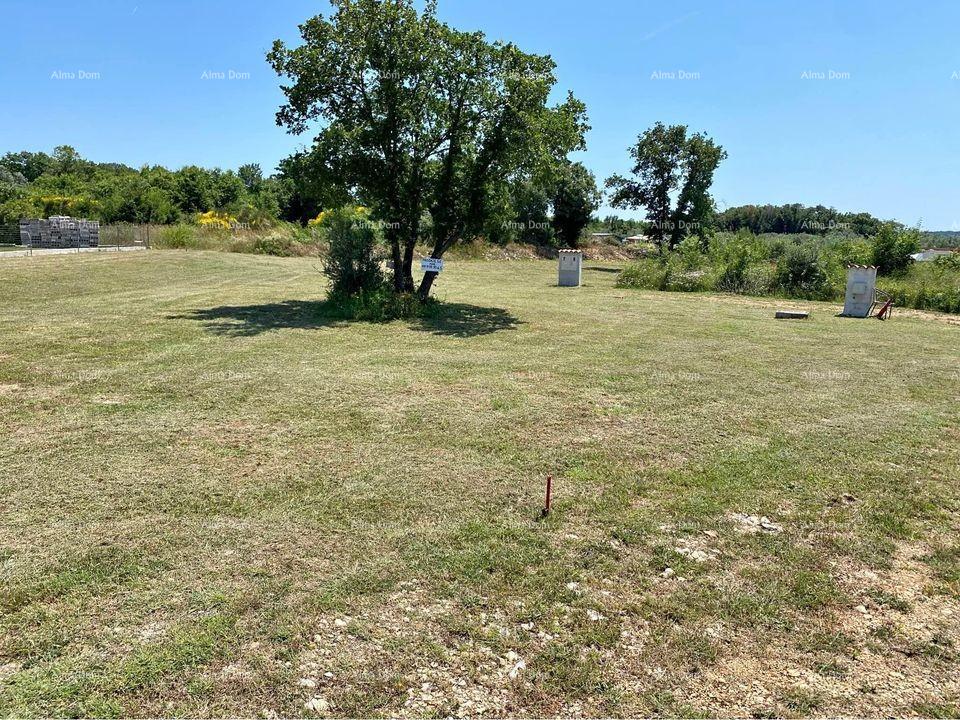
xmin=558 ymin=249 xmax=583 ymax=287
xmin=842 ymin=265 xmax=877 ymax=318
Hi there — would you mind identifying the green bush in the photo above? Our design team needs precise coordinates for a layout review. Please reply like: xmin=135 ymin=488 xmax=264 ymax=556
xmin=714 ymin=261 xmax=749 ymax=293
xmin=882 ymin=261 xmax=960 ymax=314
xmin=710 ymin=231 xmax=767 ymax=293
xmin=154 ymin=224 xmax=302 ymax=255
xmin=617 ymin=257 xmax=713 ymax=293
xmin=617 ymin=259 xmax=670 ymax=290
xmin=775 ymin=244 xmax=828 ymax=297
xmin=251 ymin=235 xmax=296 ymax=257
xmin=322 ymin=206 xmax=385 ymax=298
xmin=663 ymin=255 xmax=712 ymax=292
xmin=872 ymin=223 xmax=920 ymax=275
xmin=675 ymin=236 xmax=706 ymax=270
xmin=830 ymin=238 xmax=872 ymax=267
xmin=616 ymin=229 xmax=958 ymax=315
xmin=156 ymin=224 xmax=199 ymax=249
xmin=741 ymin=263 xmax=776 ymax=296
xmin=934 ymin=253 xmax=960 ymax=272
xmin=324 ymin=287 xmax=436 ymax=322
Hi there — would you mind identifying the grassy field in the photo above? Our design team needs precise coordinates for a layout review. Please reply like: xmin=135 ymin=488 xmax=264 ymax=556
xmin=1 ymin=251 xmax=958 ymax=718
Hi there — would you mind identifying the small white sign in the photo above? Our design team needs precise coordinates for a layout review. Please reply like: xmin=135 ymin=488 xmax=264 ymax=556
xmin=421 ymin=258 xmax=444 ymax=273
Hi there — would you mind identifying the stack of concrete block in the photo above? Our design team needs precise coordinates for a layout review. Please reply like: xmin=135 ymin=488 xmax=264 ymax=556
xmin=19 ymin=219 xmax=40 ymax=246
xmin=78 ymin=220 xmax=100 ymax=247
xmin=46 ymin=216 xmax=73 ymax=247
xmin=18 ymin=217 xmax=100 ymax=248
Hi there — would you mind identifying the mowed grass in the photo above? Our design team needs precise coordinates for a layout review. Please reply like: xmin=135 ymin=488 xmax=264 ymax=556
xmin=0 ymin=250 xmax=958 ymax=718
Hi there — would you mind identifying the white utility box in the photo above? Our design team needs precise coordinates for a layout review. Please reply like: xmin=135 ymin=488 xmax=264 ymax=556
xmin=558 ymin=249 xmax=583 ymax=287
xmin=842 ymin=265 xmax=877 ymax=317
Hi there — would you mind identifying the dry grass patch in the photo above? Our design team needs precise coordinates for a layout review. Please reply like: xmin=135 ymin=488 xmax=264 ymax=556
xmin=0 ymin=251 xmax=957 ymax=717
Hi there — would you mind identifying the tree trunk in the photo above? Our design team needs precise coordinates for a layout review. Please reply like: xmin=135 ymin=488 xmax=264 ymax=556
xmin=399 ymin=238 xmax=416 ymax=292
xmin=387 ymin=227 xmax=406 ymax=293
xmin=417 ymin=229 xmax=457 ymax=298
xmin=417 ymin=270 xmax=438 ymax=297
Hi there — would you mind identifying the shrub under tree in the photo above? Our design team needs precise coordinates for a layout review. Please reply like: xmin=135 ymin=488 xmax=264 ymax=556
xmin=322 ymin=207 xmax=385 ymax=298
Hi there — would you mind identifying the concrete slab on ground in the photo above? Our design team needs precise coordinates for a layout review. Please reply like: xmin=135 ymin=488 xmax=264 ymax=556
xmin=0 ymin=246 xmax=148 ymax=259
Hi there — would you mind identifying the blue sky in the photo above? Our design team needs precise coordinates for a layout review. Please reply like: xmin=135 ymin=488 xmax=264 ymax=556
xmin=2 ymin=0 xmax=958 ymax=228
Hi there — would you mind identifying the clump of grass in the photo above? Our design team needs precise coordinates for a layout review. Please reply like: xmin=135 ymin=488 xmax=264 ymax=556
xmin=779 ymin=686 xmax=824 ymax=714
xmin=815 ymin=659 xmax=848 ymax=678
xmin=912 ymin=700 xmax=960 ymax=719
xmin=525 ymin=643 xmax=608 ymax=700
xmin=925 ymin=545 xmax=960 ymax=597
xmin=795 ymin=630 xmax=852 ymax=655
xmin=155 ymin=224 xmax=201 ymax=249
xmin=3 ymin=607 xmax=241 ymax=717
xmin=905 ymin=633 xmax=956 ymax=662
xmin=0 ymin=546 xmax=159 ymax=613
xmin=617 ymin=258 xmax=670 ymax=290
xmin=637 ymin=691 xmax=710 ymax=719
xmin=310 ymin=567 xmax=399 ymax=613
xmin=869 ymin=623 xmax=897 ymax=642
xmin=866 ymin=588 xmax=911 ymax=612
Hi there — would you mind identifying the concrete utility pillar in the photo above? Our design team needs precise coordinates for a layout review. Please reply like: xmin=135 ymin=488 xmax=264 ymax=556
xmin=842 ymin=265 xmax=878 ymax=317
xmin=558 ymin=249 xmax=583 ymax=287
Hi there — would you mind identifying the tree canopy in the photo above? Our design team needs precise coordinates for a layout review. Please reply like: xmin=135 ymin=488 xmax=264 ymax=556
xmin=606 ymin=123 xmax=726 ymax=252
xmin=268 ymin=0 xmax=589 ymax=296
xmin=551 ymin=161 xmax=602 ymax=248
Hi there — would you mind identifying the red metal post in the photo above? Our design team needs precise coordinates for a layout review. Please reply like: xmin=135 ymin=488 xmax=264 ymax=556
xmin=543 ymin=474 xmax=553 ymax=516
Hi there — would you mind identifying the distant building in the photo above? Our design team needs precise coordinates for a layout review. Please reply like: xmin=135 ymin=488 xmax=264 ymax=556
xmin=910 ymin=249 xmax=955 ymax=262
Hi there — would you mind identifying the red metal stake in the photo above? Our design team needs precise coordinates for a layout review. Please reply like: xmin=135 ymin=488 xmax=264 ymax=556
xmin=542 ymin=474 xmax=553 ymax=517
xmin=875 ymin=299 xmax=894 ymax=320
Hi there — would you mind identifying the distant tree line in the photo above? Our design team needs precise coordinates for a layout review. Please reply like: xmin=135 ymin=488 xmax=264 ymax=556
xmin=4 ymin=146 xmax=930 ymax=254
xmin=586 ymin=215 xmax=646 ymax=237
xmin=0 ymin=146 xmax=298 ymax=228
xmin=715 ymin=203 xmax=884 ymax=237
xmin=921 ymin=231 xmax=960 ymax=249
xmin=0 ymin=145 xmax=602 ymax=251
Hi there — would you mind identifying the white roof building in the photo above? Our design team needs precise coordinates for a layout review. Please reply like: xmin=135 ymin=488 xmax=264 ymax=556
xmin=910 ymin=249 xmax=955 ymax=262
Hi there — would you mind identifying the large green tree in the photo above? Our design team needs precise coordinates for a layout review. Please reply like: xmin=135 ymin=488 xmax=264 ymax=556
xmin=606 ymin=123 xmax=726 ymax=252
xmin=268 ymin=0 xmax=588 ymax=296
xmin=551 ymin=161 xmax=601 ymax=247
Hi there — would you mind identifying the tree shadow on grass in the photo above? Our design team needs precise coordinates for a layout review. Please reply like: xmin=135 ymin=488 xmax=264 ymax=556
xmin=412 ymin=302 xmax=522 ymax=338
xmin=170 ymin=300 xmax=521 ymax=339
xmin=169 ymin=300 xmax=343 ymax=337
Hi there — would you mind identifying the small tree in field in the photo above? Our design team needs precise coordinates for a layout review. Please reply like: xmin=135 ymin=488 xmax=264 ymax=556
xmin=269 ymin=0 xmax=588 ymax=297
xmin=606 ymin=123 xmax=726 ymax=253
